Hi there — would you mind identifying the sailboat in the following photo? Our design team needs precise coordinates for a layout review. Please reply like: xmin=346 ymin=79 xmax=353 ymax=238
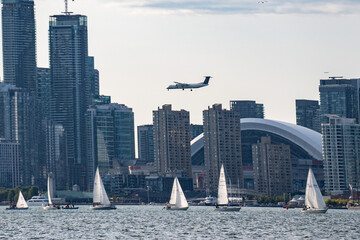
xmin=90 ymin=167 xmax=116 ymax=210
xmin=166 ymin=177 xmax=189 ymax=211
xmin=6 ymin=191 xmax=28 ymax=210
xmin=215 ymin=164 xmax=241 ymax=212
xmin=301 ymin=168 xmax=327 ymax=213
xmin=43 ymin=174 xmax=59 ymax=210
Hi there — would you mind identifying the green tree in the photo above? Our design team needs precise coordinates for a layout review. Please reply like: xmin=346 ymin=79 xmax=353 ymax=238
xmin=7 ymin=189 xmax=15 ymax=202
xmin=27 ymin=186 xmax=39 ymax=199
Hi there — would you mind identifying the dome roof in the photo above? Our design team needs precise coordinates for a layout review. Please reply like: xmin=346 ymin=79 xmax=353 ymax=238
xmin=191 ymin=118 xmax=322 ymax=160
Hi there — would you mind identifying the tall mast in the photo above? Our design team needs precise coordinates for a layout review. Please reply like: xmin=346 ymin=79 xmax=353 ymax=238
xmin=64 ymin=0 xmax=74 ymax=15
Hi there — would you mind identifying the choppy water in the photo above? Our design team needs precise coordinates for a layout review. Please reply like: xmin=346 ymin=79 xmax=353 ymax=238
xmin=0 ymin=206 xmax=359 ymax=239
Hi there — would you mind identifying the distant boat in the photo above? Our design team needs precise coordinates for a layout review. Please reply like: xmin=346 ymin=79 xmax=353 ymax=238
xmin=90 ymin=167 xmax=116 ymax=210
xmin=301 ymin=168 xmax=327 ymax=213
xmin=165 ymin=177 xmax=189 ymax=211
xmin=215 ymin=164 xmax=241 ymax=212
xmin=27 ymin=195 xmax=49 ymax=206
xmin=6 ymin=191 xmax=28 ymax=210
xmin=43 ymin=174 xmax=59 ymax=210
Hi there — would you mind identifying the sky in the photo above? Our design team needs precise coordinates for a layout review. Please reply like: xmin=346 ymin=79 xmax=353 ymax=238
xmin=3 ymin=0 xmax=360 ymax=127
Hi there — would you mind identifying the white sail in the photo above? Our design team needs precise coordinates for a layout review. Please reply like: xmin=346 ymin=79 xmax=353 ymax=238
xmin=175 ymin=178 xmax=188 ymax=208
xmin=305 ymin=168 xmax=327 ymax=210
xmin=217 ymin=164 xmax=229 ymax=205
xmin=169 ymin=177 xmax=178 ymax=205
xmin=47 ymin=175 xmax=53 ymax=205
xmin=93 ymin=167 xmax=111 ymax=206
xmin=16 ymin=191 xmax=28 ymax=209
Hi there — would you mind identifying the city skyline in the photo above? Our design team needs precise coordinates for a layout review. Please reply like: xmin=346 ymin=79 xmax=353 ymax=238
xmin=1 ymin=0 xmax=360 ymax=128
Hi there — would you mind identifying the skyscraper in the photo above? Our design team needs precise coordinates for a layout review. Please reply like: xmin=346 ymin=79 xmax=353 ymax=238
xmin=88 ymin=56 xmax=99 ymax=100
xmin=322 ymin=115 xmax=360 ymax=192
xmin=87 ymin=103 xmax=135 ymax=189
xmin=49 ymin=14 xmax=90 ymax=189
xmin=37 ymin=68 xmax=51 ymax=119
xmin=203 ymin=104 xmax=243 ymax=194
xmin=153 ymin=105 xmax=192 ymax=178
xmin=0 ymin=83 xmax=38 ymax=186
xmin=137 ymin=125 xmax=154 ymax=163
xmin=2 ymin=0 xmax=37 ymax=93
xmin=319 ymin=77 xmax=360 ymax=123
xmin=296 ymin=99 xmax=321 ymax=133
xmin=230 ymin=100 xmax=264 ymax=119
xmin=252 ymin=136 xmax=292 ymax=196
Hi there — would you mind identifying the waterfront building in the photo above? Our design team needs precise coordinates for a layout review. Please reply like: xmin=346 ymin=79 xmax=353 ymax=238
xmin=203 ymin=104 xmax=243 ymax=194
xmin=296 ymin=99 xmax=321 ymax=133
xmin=322 ymin=115 xmax=360 ymax=192
xmin=190 ymin=124 xmax=203 ymax=140
xmin=153 ymin=104 xmax=192 ymax=178
xmin=2 ymin=0 xmax=37 ymax=94
xmin=252 ymin=136 xmax=292 ymax=196
xmin=0 ymin=139 xmax=20 ymax=188
xmin=319 ymin=77 xmax=360 ymax=123
xmin=49 ymin=14 xmax=90 ymax=189
xmin=230 ymin=100 xmax=264 ymax=119
xmin=0 ymin=84 xmax=38 ymax=186
xmin=87 ymin=103 xmax=135 ymax=190
xmin=44 ymin=120 xmax=68 ymax=190
xmin=137 ymin=125 xmax=154 ymax=163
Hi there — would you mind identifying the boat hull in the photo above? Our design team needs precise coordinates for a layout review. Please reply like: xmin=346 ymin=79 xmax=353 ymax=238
xmin=215 ymin=206 xmax=241 ymax=212
xmin=301 ymin=208 xmax=327 ymax=213
xmin=42 ymin=205 xmax=59 ymax=210
xmin=90 ymin=205 xmax=116 ymax=210
xmin=166 ymin=206 xmax=189 ymax=211
xmin=62 ymin=207 xmax=79 ymax=210
xmin=5 ymin=207 xmax=28 ymax=210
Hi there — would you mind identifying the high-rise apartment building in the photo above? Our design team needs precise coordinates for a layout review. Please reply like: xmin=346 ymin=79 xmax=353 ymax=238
xmin=137 ymin=125 xmax=154 ymax=163
xmin=49 ymin=14 xmax=90 ymax=189
xmin=203 ymin=104 xmax=243 ymax=194
xmin=88 ymin=56 xmax=99 ymax=100
xmin=87 ymin=103 xmax=135 ymax=189
xmin=252 ymin=136 xmax=292 ymax=196
xmin=230 ymin=100 xmax=264 ymax=119
xmin=296 ymin=99 xmax=321 ymax=133
xmin=2 ymin=0 xmax=37 ymax=93
xmin=153 ymin=105 xmax=192 ymax=178
xmin=0 ymin=84 xmax=38 ymax=186
xmin=0 ymin=139 xmax=20 ymax=188
xmin=322 ymin=115 xmax=360 ymax=192
xmin=319 ymin=77 xmax=360 ymax=123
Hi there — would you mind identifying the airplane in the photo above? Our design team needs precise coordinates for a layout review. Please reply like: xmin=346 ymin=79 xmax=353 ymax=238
xmin=167 ymin=76 xmax=212 ymax=91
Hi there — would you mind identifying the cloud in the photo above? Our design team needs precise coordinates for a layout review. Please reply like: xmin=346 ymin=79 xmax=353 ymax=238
xmin=103 ymin=0 xmax=360 ymax=15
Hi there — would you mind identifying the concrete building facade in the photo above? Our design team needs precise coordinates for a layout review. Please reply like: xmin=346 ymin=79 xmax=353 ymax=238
xmin=252 ymin=136 xmax=292 ymax=196
xmin=153 ymin=104 xmax=192 ymax=178
xmin=203 ymin=104 xmax=243 ymax=194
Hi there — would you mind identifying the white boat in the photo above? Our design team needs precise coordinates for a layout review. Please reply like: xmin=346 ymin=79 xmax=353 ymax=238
xmin=43 ymin=173 xmax=59 ymax=210
xmin=204 ymin=196 xmax=217 ymax=206
xmin=90 ymin=167 xmax=116 ymax=210
xmin=27 ymin=195 xmax=49 ymax=206
xmin=215 ymin=164 xmax=241 ymax=212
xmin=6 ymin=191 xmax=28 ymax=210
xmin=301 ymin=168 xmax=327 ymax=214
xmin=166 ymin=177 xmax=189 ymax=211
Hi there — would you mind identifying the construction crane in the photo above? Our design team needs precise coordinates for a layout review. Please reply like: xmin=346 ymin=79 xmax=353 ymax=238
xmin=64 ymin=0 xmax=74 ymax=15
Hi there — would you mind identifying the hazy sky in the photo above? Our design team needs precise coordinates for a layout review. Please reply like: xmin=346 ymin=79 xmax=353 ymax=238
xmin=3 ymin=0 xmax=360 ymax=127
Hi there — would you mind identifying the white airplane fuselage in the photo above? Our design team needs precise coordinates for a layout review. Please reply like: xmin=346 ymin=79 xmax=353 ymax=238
xmin=167 ymin=83 xmax=207 ymax=90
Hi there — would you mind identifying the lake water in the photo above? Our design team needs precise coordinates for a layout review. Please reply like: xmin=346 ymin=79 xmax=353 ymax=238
xmin=0 ymin=206 xmax=359 ymax=239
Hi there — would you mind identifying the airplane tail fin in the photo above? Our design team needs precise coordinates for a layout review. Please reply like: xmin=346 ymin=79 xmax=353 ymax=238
xmin=203 ymin=76 xmax=211 ymax=84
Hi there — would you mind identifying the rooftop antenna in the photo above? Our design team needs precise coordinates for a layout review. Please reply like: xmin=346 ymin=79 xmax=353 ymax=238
xmin=63 ymin=0 xmax=74 ymax=15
